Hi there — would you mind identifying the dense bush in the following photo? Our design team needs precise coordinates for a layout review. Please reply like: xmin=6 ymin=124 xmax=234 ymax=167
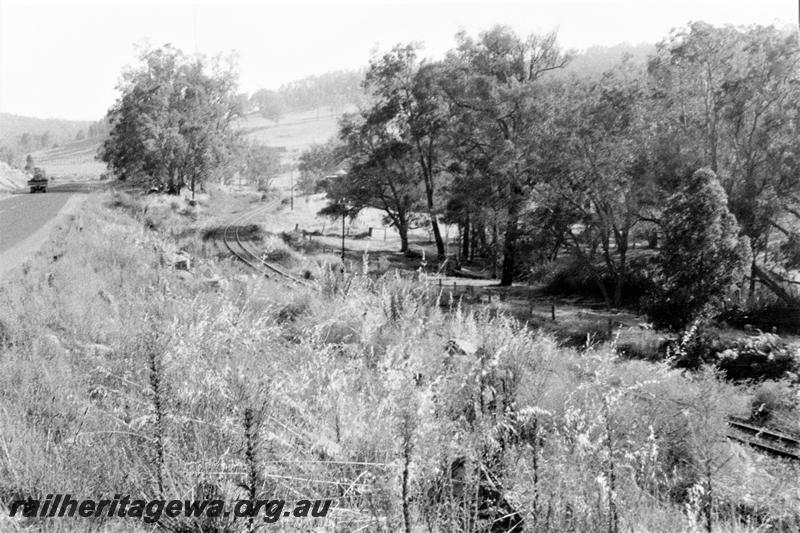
xmin=543 ymin=255 xmax=656 ymax=307
xmin=719 ymin=303 xmax=800 ymax=335
xmin=665 ymin=323 xmax=799 ymax=382
xmin=715 ymin=333 xmax=799 ymax=382
xmin=664 ymin=320 xmax=724 ymax=370
xmin=749 ymin=380 xmax=798 ymax=424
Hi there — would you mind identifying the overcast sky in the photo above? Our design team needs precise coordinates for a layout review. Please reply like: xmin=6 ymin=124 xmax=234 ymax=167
xmin=0 ymin=0 xmax=795 ymax=121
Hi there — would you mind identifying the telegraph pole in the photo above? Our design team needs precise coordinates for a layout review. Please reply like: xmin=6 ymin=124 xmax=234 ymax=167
xmin=290 ymin=170 xmax=294 ymax=210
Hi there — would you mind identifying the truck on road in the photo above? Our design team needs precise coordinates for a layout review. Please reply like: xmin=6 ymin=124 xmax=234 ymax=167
xmin=27 ymin=168 xmax=48 ymax=193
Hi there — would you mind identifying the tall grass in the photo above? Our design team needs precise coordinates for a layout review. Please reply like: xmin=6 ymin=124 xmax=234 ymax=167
xmin=0 ymin=193 xmax=798 ymax=532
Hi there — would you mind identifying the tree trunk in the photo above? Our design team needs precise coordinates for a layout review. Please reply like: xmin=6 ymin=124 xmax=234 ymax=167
xmin=462 ymin=215 xmax=470 ymax=259
xmin=417 ymin=142 xmax=444 ymax=259
xmin=550 ymin=235 xmax=562 ymax=261
xmin=474 ymin=222 xmax=484 ymax=261
xmin=430 ymin=213 xmax=445 ymax=259
xmin=500 ymin=213 xmax=518 ymax=286
xmin=500 ymin=188 xmax=522 ymax=287
xmin=595 ymin=276 xmax=613 ymax=308
xmin=398 ymin=218 xmax=409 ymax=253
xmin=491 ymin=223 xmax=498 ymax=279
xmin=612 ymin=241 xmax=628 ymax=308
xmin=752 ymin=262 xmax=800 ymax=308
xmin=648 ymin=230 xmax=658 ymax=249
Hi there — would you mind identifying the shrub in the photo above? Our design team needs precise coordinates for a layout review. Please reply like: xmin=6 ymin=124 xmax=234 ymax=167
xmin=718 ymin=304 xmax=800 ymax=335
xmin=749 ymin=380 xmax=797 ymax=424
xmin=665 ymin=320 xmax=723 ymax=370
xmin=615 ymin=328 xmax=668 ymax=361
xmin=543 ymin=255 xmax=656 ymax=306
xmin=715 ymin=333 xmax=799 ymax=382
xmin=646 ymin=168 xmax=751 ymax=330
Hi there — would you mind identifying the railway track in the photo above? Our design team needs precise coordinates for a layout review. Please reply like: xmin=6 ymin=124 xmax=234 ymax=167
xmin=222 ymin=201 xmax=312 ymax=288
xmin=726 ymin=416 xmax=800 ymax=461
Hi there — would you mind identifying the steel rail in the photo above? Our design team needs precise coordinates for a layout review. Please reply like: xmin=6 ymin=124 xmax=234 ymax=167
xmin=726 ymin=417 xmax=800 ymax=461
xmin=222 ymin=201 xmax=312 ymax=287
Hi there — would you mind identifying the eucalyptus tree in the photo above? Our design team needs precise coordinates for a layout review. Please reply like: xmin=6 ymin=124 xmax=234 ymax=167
xmin=441 ymin=26 xmax=569 ymax=285
xmin=331 ymin=112 xmax=423 ymax=253
xmin=100 ymin=45 xmax=240 ymax=196
xmin=297 ymin=139 xmax=343 ymax=195
xmin=363 ymin=45 xmax=452 ymax=259
xmin=547 ymin=61 xmax=657 ymax=307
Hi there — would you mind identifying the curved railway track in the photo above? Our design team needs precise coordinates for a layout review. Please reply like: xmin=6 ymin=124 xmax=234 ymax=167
xmin=222 ymin=201 xmax=312 ymax=288
xmin=726 ymin=416 xmax=800 ymax=461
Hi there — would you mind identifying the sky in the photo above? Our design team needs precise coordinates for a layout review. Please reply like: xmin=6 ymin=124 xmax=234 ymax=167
xmin=0 ymin=0 xmax=795 ymax=121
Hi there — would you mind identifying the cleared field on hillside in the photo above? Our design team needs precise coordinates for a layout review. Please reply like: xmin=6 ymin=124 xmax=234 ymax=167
xmin=33 ymin=137 xmax=106 ymax=180
xmin=238 ymin=106 xmax=352 ymax=154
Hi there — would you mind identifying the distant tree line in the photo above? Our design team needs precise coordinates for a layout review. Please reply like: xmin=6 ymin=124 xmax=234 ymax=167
xmin=309 ymin=23 xmax=800 ymax=325
xmin=0 ymin=133 xmax=52 ymax=168
xmin=0 ymin=118 xmax=110 ymax=168
xmin=244 ymin=70 xmax=368 ymax=122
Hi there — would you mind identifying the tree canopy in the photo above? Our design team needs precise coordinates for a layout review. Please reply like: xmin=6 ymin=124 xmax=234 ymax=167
xmin=99 ymin=45 xmax=240 ymax=196
xmin=314 ymin=23 xmax=800 ymax=315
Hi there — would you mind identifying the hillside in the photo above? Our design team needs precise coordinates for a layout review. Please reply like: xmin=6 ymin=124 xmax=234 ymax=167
xmin=30 ymin=137 xmax=106 ymax=181
xmin=553 ymin=42 xmax=657 ymax=79
xmin=18 ymin=107 xmax=345 ymax=184
xmin=0 ymin=112 xmax=93 ymax=146
xmin=237 ymin=106 xmax=348 ymax=152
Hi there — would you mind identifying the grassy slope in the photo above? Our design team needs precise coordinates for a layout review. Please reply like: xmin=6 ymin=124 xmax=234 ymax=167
xmin=238 ymin=106 xmax=347 ymax=153
xmin=0 ymin=190 xmax=798 ymax=532
xmin=32 ymin=137 xmax=107 ymax=180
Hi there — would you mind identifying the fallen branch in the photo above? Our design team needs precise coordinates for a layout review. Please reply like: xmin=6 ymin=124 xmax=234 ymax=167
xmin=752 ymin=262 xmax=800 ymax=308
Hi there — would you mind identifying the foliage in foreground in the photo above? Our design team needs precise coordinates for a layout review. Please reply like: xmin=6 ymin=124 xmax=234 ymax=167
xmin=0 ymin=196 xmax=799 ymax=532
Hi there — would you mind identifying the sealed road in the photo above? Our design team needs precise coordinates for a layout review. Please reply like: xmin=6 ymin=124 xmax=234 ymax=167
xmin=0 ymin=192 xmax=74 ymax=253
xmin=0 ymin=183 xmax=90 ymax=276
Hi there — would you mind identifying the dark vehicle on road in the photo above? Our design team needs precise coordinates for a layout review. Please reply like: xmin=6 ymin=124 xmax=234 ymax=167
xmin=27 ymin=168 xmax=48 ymax=193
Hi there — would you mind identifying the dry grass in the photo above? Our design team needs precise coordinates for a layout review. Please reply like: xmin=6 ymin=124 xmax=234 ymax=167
xmin=0 ymin=193 xmax=798 ymax=532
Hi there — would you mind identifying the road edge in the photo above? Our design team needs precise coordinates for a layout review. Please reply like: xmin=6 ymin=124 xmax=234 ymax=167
xmin=0 ymin=193 xmax=87 ymax=280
